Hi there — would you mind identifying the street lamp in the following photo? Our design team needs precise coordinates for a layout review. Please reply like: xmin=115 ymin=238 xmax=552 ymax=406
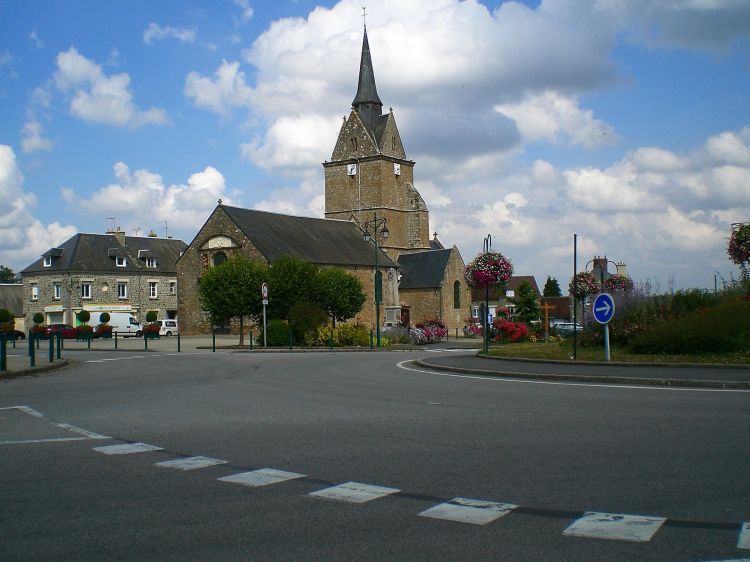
xmin=363 ymin=213 xmax=389 ymax=347
xmin=483 ymin=234 xmax=491 ymax=354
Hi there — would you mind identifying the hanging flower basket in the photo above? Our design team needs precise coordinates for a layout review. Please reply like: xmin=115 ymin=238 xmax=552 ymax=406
xmin=464 ymin=250 xmax=514 ymax=289
xmin=728 ymin=223 xmax=750 ymax=275
xmin=603 ymin=274 xmax=634 ymax=293
xmin=569 ymin=272 xmax=600 ymax=299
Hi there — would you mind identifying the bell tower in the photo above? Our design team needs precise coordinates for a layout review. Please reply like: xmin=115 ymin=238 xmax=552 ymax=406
xmin=324 ymin=26 xmax=430 ymax=257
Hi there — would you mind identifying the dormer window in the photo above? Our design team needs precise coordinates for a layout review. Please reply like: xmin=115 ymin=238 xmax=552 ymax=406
xmin=146 ymin=257 xmax=156 ymax=268
xmin=116 ymin=256 xmax=127 ymax=267
xmin=43 ymin=256 xmax=52 ymax=267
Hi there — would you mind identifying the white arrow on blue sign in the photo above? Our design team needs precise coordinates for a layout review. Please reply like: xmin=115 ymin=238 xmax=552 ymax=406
xmin=592 ymin=293 xmax=615 ymax=324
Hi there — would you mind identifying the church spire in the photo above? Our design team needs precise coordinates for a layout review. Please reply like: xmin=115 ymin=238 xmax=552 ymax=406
xmin=352 ymin=26 xmax=383 ymax=132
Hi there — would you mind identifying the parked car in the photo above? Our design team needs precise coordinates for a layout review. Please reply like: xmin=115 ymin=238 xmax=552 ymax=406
xmin=45 ymin=324 xmax=77 ymax=339
xmin=156 ymin=319 xmax=179 ymax=336
xmin=554 ymin=322 xmax=583 ymax=336
xmin=2 ymin=329 xmax=25 ymax=340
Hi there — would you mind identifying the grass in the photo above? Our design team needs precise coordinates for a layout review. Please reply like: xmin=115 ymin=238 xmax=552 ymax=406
xmin=485 ymin=341 xmax=750 ymax=365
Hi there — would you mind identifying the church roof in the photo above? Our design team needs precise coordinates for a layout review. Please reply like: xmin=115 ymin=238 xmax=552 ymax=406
xmin=220 ymin=205 xmax=397 ymax=268
xmin=352 ymin=27 xmax=382 ymax=108
xmin=397 ymin=249 xmax=453 ymax=289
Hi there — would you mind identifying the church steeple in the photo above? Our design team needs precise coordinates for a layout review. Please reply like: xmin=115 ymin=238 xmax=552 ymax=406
xmin=352 ymin=26 xmax=383 ymax=132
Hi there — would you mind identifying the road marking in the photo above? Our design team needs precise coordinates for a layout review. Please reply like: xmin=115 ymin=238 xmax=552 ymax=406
xmin=563 ymin=511 xmax=666 ymax=542
xmin=419 ymin=497 xmax=517 ymax=525
xmin=310 ymin=481 xmax=400 ymax=504
xmin=1 ymin=437 xmax=90 ymax=445
xmin=739 ymin=522 xmax=750 ymax=549
xmin=155 ymin=456 xmax=227 ymax=471
xmin=218 ymin=468 xmax=306 ymax=487
xmin=0 ymin=405 xmax=45 ymax=417
xmin=397 ymin=360 xmax=750 ymax=393
xmin=53 ymin=423 xmax=109 ymax=439
xmin=94 ymin=442 xmax=163 ymax=455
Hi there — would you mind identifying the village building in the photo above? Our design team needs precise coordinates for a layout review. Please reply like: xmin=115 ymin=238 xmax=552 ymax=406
xmin=21 ymin=229 xmax=186 ymax=326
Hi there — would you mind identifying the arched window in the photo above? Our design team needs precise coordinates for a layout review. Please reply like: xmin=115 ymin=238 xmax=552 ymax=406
xmin=213 ymin=251 xmax=227 ymax=267
xmin=453 ymin=280 xmax=461 ymax=309
xmin=351 ymin=137 xmax=357 ymax=152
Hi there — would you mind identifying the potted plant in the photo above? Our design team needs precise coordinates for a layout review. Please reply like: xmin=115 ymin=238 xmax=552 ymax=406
xmin=728 ymin=222 xmax=750 ymax=280
xmin=96 ymin=312 xmax=113 ymax=339
xmin=0 ymin=308 xmax=14 ymax=336
xmin=143 ymin=311 xmax=160 ymax=339
xmin=76 ymin=310 xmax=93 ymax=341
xmin=603 ymin=274 xmax=634 ymax=293
xmin=31 ymin=312 xmax=47 ymax=337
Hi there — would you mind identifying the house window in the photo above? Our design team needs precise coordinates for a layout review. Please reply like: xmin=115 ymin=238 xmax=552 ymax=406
xmin=53 ymin=283 xmax=61 ymax=300
xmin=116 ymin=256 xmax=126 ymax=267
xmin=31 ymin=283 xmax=38 ymax=301
xmin=146 ymin=257 xmax=156 ymax=268
xmin=213 ymin=251 xmax=227 ymax=266
xmin=43 ymin=256 xmax=52 ymax=267
xmin=81 ymin=283 xmax=92 ymax=299
xmin=169 ymin=281 xmax=176 ymax=295
xmin=453 ymin=281 xmax=461 ymax=309
xmin=351 ymin=137 xmax=357 ymax=151
xmin=117 ymin=283 xmax=127 ymax=299
xmin=149 ymin=282 xmax=158 ymax=299
xmin=392 ymin=136 xmax=397 ymax=151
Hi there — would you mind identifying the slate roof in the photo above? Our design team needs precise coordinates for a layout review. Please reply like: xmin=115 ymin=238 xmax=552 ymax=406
xmin=220 ymin=205 xmax=398 ymax=268
xmin=471 ymin=275 xmax=541 ymax=301
xmin=0 ymin=284 xmax=22 ymax=316
xmin=397 ymin=249 xmax=452 ymax=289
xmin=352 ymin=27 xmax=382 ymax=108
xmin=21 ymin=233 xmax=187 ymax=274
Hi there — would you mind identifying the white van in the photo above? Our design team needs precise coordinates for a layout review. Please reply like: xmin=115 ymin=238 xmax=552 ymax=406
xmin=156 ymin=319 xmax=179 ymax=336
xmin=108 ymin=312 xmax=143 ymax=337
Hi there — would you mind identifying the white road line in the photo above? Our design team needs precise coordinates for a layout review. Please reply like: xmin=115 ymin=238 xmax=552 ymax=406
xmin=219 ymin=468 xmax=306 ymax=487
xmin=156 ymin=456 xmax=227 ymax=471
xmin=397 ymin=360 xmax=750 ymax=394
xmin=419 ymin=498 xmax=517 ymax=525
xmin=310 ymin=482 xmax=400 ymax=504
xmin=94 ymin=442 xmax=163 ymax=455
xmin=0 ymin=405 xmax=45 ymax=417
xmin=53 ymin=423 xmax=110 ymax=440
xmin=0 ymin=437 xmax=89 ymax=445
xmin=739 ymin=522 xmax=750 ymax=549
xmin=563 ymin=511 xmax=666 ymax=543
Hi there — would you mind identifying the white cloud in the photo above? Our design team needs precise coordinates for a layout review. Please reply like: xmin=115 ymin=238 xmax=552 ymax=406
xmin=234 ymin=0 xmax=254 ymax=23
xmin=21 ymin=119 xmax=53 ymax=153
xmin=143 ymin=22 xmax=197 ymax=45
xmin=0 ymin=145 xmax=77 ymax=270
xmin=54 ymin=47 xmax=169 ymax=128
xmin=67 ymin=162 xmax=235 ymax=241
xmin=29 ymin=30 xmax=44 ymax=49
xmin=184 ymin=60 xmax=253 ymax=115
xmin=0 ymin=51 xmax=12 ymax=66
xmin=496 ymin=90 xmax=618 ymax=148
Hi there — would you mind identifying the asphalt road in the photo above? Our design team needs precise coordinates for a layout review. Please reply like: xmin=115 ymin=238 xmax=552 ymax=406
xmin=2 ymin=348 xmax=749 ymax=561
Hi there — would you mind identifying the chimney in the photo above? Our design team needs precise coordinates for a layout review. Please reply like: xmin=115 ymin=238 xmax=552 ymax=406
xmin=616 ymin=262 xmax=627 ymax=276
xmin=148 ymin=230 xmax=158 ymax=238
xmin=114 ymin=226 xmax=125 ymax=246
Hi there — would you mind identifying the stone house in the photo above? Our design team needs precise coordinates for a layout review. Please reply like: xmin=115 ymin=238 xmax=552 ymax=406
xmin=470 ymin=275 xmax=541 ymax=323
xmin=0 ymin=284 xmax=23 ymax=330
xmin=176 ymin=204 xmax=399 ymax=335
xmin=21 ymin=230 xmax=186 ymax=326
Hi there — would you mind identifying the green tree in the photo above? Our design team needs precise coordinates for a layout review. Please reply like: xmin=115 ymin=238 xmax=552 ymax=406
xmin=314 ymin=267 xmax=366 ymax=327
xmin=542 ymin=276 xmax=562 ymax=297
xmin=512 ymin=281 xmax=540 ymax=324
xmin=0 ymin=265 xmax=20 ymax=284
xmin=267 ymin=255 xmax=319 ymax=320
xmin=199 ymin=256 xmax=269 ymax=345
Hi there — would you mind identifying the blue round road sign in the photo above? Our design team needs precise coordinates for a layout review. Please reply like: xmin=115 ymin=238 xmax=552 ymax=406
xmin=592 ymin=293 xmax=615 ymax=324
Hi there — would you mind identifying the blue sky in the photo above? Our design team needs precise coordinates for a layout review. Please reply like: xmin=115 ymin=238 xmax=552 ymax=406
xmin=1 ymin=0 xmax=749 ymax=291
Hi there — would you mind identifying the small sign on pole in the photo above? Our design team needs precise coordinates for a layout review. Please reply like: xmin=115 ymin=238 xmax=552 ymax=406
xmin=261 ymin=283 xmax=268 ymax=347
xmin=592 ymin=293 xmax=615 ymax=362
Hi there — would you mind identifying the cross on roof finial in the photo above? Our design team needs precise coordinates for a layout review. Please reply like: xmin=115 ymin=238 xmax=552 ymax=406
xmin=362 ymin=6 xmax=367 ymax=29
xmin=218 ymin=198 xmax=222 ymax=205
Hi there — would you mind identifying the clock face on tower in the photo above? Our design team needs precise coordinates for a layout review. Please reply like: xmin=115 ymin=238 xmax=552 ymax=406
xmin=393 ymin=163 xmax=401 ymax=176
xmin=347 ymin=163 xmax=357 ymax=176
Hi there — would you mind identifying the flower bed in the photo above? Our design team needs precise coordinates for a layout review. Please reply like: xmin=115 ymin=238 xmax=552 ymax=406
xmin=411 ymin=320 xmax=448 ymax=344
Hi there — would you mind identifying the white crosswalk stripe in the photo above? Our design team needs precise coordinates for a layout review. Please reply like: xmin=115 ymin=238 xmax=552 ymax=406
xmin=738 ymin=522 xmax=750 ymax=549
xmin=93 ymin=442 xmax=164 ymax=455
xmin=563 ymin=511 xmax=666 ymax=542
xmin=218 ymin=468 xmax=306 ymax=487
xmin=155 ymin=456 xmax=226 ymax=470
xmin=419 ymin=497 xmax=517 ymax=525
xmin=309 ymin=481 xmax=400 ymax=503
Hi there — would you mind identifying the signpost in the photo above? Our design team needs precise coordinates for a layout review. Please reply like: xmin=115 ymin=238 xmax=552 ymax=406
xmin=261 ymin=283 xmax=268 ymax=348
xmin=592 ymin=292 xmax=615 ymax=362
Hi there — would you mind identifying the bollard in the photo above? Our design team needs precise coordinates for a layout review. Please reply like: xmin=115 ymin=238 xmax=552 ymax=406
xmin=56 ymin=333 xmax=61 ymax=359
xmin=48 ymin=334 xmax=54 ymax=362
xmin=370 ymin=330 xmax=374 ymax=350
xmin=249 ymin=330 xmax=253 ymax=351
xmin=145 ymin=333 xmax=148 ymax=351
xmin=177 ymin=332 xmax=181 ymax=353
xmin=115 ymin=331 xmax=118 ymax=350
xmin=329 ymin=330 xmax=333 ymax=351
xmin=29 ymin=334 xmax=35 ymax=368
xmin=288 ymin=328 xmax=293 ymax=351
xmin=87 ymin=335 xmax=91 ymax=350
xmin=212 ymin=328 xmax=216 ymax=352
xmin=1 ymin=335 xmax=6 ymax=371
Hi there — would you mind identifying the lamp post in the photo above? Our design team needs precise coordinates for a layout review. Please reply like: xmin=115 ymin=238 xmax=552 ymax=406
xmin=483 ymin=234 xmax=491 ymax=354
xmin=363 ymin=213 xmax=389 ymax=348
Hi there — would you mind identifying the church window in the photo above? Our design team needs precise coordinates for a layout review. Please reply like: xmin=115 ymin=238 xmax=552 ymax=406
xmin=351 ymin=137 xmax=357 ymax=152
xmin=453 ymin=281 xmax=461 ymax=309
xmin=213 ymin=251 xmax=227 ymax=267
xmin=392 ymin=136 xmax=396 ymax=151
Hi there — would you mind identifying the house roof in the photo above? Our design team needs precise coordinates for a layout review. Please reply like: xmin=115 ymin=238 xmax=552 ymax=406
xmin=0 ymin=284 xmax=22 ymax=316
xmin=21 ymin=233 xmax=187 ymax=275
xmin=397 ymin=249 xmax=452 ymax=289
xmin=540 ymin=296 xmax=572 ymax=320
xmin=220 ymin=205 xmax=398 ymax=268
xmin=471 ymin=275 xmax=541 ymax=301
xmin=352 ymin=27 xmax=383 ymax=109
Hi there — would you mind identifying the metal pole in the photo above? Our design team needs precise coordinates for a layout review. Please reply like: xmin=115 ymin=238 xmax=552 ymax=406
xmin=212 ymin=327 xmax=216 ymax=352
xmin=1 ymin=335 xmax=6 ymax=372
xmin=573 ymin=233 xmax=577 ymax=361
xmin=177 ymin=332 xmax=181 ymax=352
xmin=604 ymin=323 xmax=611 ymax=362
xmin=374 ymin=219 xmax=380 ymax=348
xmin=144 ymin=332 xmax=148 ymax=351
xmin=48 ymin=334 xmax=54 ymax=362
xmin=115 ymin=331 xmax=118 ymax=350
xmin=29 ymin=334 xmax=35 ymax=368
xmin=56 ymin=333 xmax=61 ymax=359
xmin=263 ymin=305 xmax=267 ymax=348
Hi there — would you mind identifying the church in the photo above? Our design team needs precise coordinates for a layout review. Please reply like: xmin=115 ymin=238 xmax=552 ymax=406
xmin=177 ymin=26 xmax=470 ymax=335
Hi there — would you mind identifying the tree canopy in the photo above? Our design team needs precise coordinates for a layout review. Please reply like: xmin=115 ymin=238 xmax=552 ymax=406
xmin=542 ymin=276 xmax=562 ymax=297
xmin=512 ymin=281 xmax=540 ymax=324
xmin=0 ymin=265 xmax=20 ymax=284
xmin=267 ymin=255 xmax=319 ymax=320
xmin=315 ymin=267 xmax=366 ymax=327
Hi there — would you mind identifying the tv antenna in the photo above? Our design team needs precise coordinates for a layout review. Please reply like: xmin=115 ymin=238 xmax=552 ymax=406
xmin=161 ymin=219 xmax=168 ymax=238
xmin=106 ymin=216 xmax=116 ymax=232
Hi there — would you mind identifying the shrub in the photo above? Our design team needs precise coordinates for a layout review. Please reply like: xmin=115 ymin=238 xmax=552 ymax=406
xmin=288 ymin=302 xmax=327 ymax=343
xmin=142 ymin=323 xmax=160 ymax=334
xmin=628 ymin=300 xmax=750 ymax=354
xmin=145 ymin=311 xmax=158 ymax=323
xmin=492 ymin=319 xmax=528 ymax=342
xmin=261 ymin=318 xmax=291 ymax=346
xmin=669 ymin=289 xmax=718 ymax=317
xmin=99 ymin=312 xmax=110 ymax=324
xmin=336 ymin=323 xmax=370 ymax=346
xmin=411 ymin=319 xmax=447 ymax=344
xmin=78 ymin=310 xmax=91 ymax=323
xmin=382 ymin=325 xmax=410 ymax=344
xmin=32 ymin=312 xmax=44 ymax=324
xmin=0 ymin=308 xmax=11 ymax=323
xmin=0 ymin=308 xmax=14 ymax=334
